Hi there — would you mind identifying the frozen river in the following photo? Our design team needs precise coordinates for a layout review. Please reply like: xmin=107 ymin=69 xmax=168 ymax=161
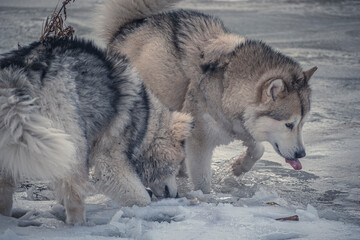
xmin=0 ymin=0 xmax=359 ymax=238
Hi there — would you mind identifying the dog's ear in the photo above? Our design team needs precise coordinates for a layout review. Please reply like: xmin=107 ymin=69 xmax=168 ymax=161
xmin=304 ymin=66 xmax=318 ymax=82
xmin=170 ymin=112 xmax=194 ymax=142
xmin=266 ymin=79 xmax=285 ymax=101
xmin=201 ymin=34 xmax=245 ymax=73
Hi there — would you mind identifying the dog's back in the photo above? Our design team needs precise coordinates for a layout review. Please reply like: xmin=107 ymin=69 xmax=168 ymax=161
xmin=98 ymin=1 xmax=245 ymax=111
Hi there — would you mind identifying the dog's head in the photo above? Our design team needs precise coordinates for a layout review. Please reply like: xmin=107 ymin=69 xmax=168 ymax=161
xmin=244 ymin=66 xmax=317 ymax=169
xmin=144 ymin=111 xmax=193 ymax=198
xmin=205 ymin=39 xmax=317 ymax=169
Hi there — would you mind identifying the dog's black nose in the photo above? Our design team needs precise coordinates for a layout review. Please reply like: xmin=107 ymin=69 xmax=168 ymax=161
xmin=295 ymin=150 xmax=306 ymax=159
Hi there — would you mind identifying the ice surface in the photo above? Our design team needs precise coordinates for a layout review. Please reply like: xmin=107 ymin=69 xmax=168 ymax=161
xmin=0 ymin=0 xmax=359 ymax=239
xmin=1 ymin=191 xmax=359 ymax=240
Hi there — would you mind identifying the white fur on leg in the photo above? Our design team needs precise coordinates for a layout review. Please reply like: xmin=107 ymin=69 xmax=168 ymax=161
xmin=185 ymin=139 xmax=213 ymax=194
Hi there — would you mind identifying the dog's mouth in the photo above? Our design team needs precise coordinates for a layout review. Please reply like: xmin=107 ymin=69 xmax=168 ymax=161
xmin=275 ymin=143 xmax=302 ymax=170
xmin=285 ymin=158 xmax=302 ymax=170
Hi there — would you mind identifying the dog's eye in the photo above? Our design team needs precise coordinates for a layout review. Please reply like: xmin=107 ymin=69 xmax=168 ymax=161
xmin=285 ymin=123 xmax=294 ymax=130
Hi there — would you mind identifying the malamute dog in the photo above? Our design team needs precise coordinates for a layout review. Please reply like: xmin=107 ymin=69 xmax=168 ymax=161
xmin=0 ymin=38 xmax=193 ymax=224
xmin=98 ymin=0 xmax=317 ymax=194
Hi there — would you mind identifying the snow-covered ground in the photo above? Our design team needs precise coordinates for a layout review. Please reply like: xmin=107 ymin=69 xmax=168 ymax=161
xmin=0 ymin=0 xmax=359 ymax=239
xmin=1 ymin=189 xmax=359 ymax=240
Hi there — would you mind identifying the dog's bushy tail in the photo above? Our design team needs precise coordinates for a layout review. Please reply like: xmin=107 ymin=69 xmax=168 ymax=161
xmin=0 ymin=87 xmax=75 ymax=181
xmin=97 ymin=0 xmax=181 ymax=43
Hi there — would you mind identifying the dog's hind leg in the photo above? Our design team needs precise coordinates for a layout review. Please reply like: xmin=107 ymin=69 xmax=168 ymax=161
xmin=55 ymin=173 xmax=87 ymax=225
xmin=54 ymin=140 xmax=88 ymax=225
xmin=232 ymin=142 xmax=264 ymax=176
xmin=0 ymin=172 xmax=15 ymax=216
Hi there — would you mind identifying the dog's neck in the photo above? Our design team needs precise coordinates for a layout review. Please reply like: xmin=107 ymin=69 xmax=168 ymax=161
xmin=136 ymin=90 xmax=177 ymax=185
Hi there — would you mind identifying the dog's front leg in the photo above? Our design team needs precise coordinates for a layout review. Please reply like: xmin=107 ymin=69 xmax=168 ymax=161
xmin=94 ymin=158 xmax=151 ymax=207
xmin=0 ymin=172 xmax=15 ymax=217
xmin=185 ymin=136 xmax=214 ymax=194
xmin=232 ymin=142 xmax=264 ymax=176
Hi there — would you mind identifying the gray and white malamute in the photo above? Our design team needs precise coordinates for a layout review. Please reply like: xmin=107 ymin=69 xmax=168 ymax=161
xmin=0 ymin=38 xmax=193 ymax=224
xmin=98 ymin=0 xmax=317 ymax=193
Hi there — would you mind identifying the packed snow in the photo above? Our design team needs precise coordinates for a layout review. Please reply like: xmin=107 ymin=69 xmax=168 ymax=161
xmin=0 ymin=0 xmax=359 ymax=239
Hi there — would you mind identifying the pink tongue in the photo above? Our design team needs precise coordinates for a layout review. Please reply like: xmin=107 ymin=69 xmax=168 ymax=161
xmin=285 ymin=158 xmax=302 ymax=170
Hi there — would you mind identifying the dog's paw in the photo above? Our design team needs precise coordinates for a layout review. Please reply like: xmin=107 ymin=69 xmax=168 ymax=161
xmin=232 ymin=153 xmax=250 ymax=176
xmin=66 ymin=215 xmax=86 ymax=226
xmin=65 ymin=206 xmax=86 ymax=225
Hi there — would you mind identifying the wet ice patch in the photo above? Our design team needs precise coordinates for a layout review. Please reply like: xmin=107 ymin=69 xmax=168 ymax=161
xmin=262 ymin=232 xmax=304 ymax=240
xmin=250 ymin=187 xmax=281 ymax=203
xmin=121 ymin=199 xmax=190 ymax=223
xmin=296 ymin=204 xmax=319 ymax=222
xmin=89 ymin=199 xmax=191 ymax=239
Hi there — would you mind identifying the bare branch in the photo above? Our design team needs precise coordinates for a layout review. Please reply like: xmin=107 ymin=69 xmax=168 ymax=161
xmin=40 ymin=0 xmax=76 ymax=42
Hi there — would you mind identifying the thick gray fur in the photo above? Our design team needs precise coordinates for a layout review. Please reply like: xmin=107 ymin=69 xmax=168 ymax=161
xmin=0 ymin=38 xmax=193 ymax=224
